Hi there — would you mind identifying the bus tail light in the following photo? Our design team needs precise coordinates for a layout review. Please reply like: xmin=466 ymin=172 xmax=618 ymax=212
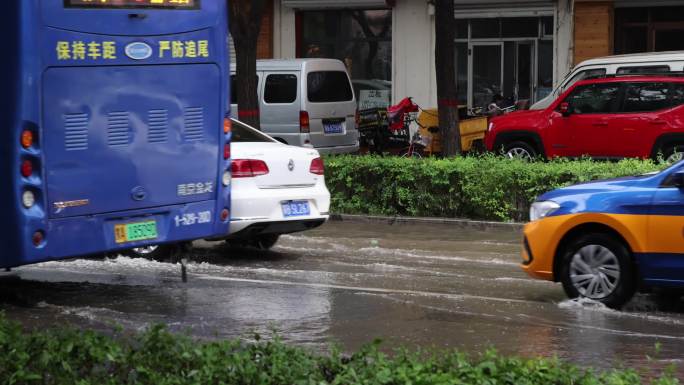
xmin=32 ymin=231 xmax=44 ymax=247
xmin=222 ymin=170 xmax=231 ymax=186
xmin=224 ymin=118 xmax=232 ymax=134
xmin=299 ymin=111 xmax=310 ymax=133
xmin=231 ymin=159 xmax=269 ymax=178
xmin=21 ymin=130 xmax=34 ymax=149
xmin=309 ymin=157 xmax=324 ymax=175
xmin=224 ymin=143 xmax=231 ymax=160
xmin=22 ymin=190 xmax=35 ymax=208
xmin=220 ymin=208 xmax=230 ymax=222
xmin=21 ymin=160 xmax=33 ymax=178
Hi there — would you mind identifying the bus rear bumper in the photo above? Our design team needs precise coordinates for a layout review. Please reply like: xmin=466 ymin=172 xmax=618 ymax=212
xmin=5 ymin=200 xmax=228 ymax=268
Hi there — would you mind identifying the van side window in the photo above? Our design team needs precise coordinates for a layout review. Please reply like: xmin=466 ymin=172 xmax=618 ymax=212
xmin=264 ymin=74 xmax=298 ymax=104
xmin=616 ymin=66 xmax=670 ymax=75
xmin=230 ymin=75 xmax=260 ymax=104
xmin=561 ymin=69 xmax=607 ymax=92
xmin=621 ymin=82 xmax=671 ymax=113
xmin=565 ymin=83 xmax=620 ymax=114
xmin=307 ymin=71 xmax=353 ymax=103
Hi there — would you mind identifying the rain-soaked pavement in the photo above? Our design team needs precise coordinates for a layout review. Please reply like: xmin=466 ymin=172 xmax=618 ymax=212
xmin=1 ymin=219 xmax=683 ymax=376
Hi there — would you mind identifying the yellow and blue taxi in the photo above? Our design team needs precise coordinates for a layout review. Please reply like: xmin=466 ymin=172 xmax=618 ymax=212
xmin=522 ymin=162 xmax=684 ymax=309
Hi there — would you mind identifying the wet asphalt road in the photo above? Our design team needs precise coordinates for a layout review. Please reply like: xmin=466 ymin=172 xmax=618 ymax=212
xmin=1 ymin=219 xmax=683 ymax=376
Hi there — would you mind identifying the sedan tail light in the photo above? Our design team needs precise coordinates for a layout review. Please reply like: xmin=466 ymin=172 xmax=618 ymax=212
xmin=231 ymin=159 xmax=270 ymax=178
xmin=309 ymin=157 xmax=324 ymax=175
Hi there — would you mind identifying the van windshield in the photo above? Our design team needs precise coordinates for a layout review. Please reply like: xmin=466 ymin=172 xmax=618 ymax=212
xmin=307 ymin=71 xmax=353 ymax=103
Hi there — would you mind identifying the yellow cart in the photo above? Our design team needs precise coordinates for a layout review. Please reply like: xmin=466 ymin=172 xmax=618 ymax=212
xmin=417 ymin=108 xmax=488 ymax=155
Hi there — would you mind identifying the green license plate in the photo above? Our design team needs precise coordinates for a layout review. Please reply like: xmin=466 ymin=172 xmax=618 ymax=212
xmin=114 ymin=221 xmax=158 ymax=244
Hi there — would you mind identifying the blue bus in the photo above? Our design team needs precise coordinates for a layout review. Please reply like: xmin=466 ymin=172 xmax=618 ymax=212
xmin=0 ymin=0 xmax=231 ymax=268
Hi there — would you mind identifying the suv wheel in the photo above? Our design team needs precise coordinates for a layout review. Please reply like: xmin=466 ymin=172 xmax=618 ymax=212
xmin=662 ymin=144 xmax=684 ymax=164
xmin=559 ymin=233 xmax=636 ymax=309
xmin=503 ymin=141 xmax=537 ymax=160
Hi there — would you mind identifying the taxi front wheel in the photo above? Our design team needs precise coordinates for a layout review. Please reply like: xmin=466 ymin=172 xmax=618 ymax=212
xmin=559 ymin=233 xmax=637 ymax=309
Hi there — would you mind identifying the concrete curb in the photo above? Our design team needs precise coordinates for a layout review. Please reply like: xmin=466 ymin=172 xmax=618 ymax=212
xmin=329 ymin=214 xmax=524 ymax=231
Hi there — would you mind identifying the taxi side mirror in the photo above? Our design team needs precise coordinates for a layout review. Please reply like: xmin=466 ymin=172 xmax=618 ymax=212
xmin=559 ymin=102 xmax=571 ymax=117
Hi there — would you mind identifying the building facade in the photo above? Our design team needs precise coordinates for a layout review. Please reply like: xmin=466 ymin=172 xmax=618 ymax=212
xmin=240 ymin=0 xmax=684 ymax=111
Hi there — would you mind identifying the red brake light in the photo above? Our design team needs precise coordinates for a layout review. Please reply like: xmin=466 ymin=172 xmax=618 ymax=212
xmin=300 ymin=111 xmax=310 ymax=133
xmin=231 ymin=159 xmax=270 ymax=178
xmin=310 ymin=157 xmax=324 ymax=175
xmin=224 ymin=143 xmax=231 ymax=159
xmin=21 ymin=160 xmax=33 ymax=178
xmin=21 ymin=130 xmax=33 ymax=149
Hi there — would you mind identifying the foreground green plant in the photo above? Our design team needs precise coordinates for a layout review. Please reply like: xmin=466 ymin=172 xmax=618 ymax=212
xmin=0 ymin=315 xmax=678 ymax=384
xmin=325 ymin=155 xmax=664 ymax=221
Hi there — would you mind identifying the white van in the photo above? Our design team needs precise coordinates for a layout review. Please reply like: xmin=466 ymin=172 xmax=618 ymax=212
xmin=531 ymin=51 xmax=684 ymax=110
xmin=230 ymin=59 xmax=360 ymax=154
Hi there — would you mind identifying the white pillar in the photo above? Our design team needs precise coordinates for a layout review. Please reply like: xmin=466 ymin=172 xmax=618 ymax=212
xmin=273 ymin=0 xmax=297 ymax=59
xmin=392 ymin=0 xmax=437 ymax=108
xmin=554 ymin=0 xmax=574 ymax=87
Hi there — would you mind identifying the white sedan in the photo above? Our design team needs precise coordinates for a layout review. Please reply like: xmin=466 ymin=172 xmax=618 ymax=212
xmin=130 ymin=119 xmax=330 ymax=258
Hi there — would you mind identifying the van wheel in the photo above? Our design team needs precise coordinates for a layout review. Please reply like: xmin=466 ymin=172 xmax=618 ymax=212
xmin=662 ymin=144 xmax=684 ymax=164
xmin=559 ymin=233 xmax=636 ymax=309
xmin=503 ymin=141 xmax=537 ymax=160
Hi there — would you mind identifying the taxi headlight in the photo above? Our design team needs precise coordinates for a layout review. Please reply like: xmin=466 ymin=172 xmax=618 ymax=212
xmin=530 ymin=201 xmax=560 ymax=222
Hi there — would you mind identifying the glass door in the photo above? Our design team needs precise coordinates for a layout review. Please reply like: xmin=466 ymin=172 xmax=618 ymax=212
xmin=468 ymin=43 xmax=503 ymax=110
xmin=516 ymin=42 xmax=534 ymax=103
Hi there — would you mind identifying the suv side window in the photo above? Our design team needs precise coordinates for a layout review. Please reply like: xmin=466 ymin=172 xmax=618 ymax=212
xmin=565 ymin=83 xmax=621 ymax=114
xmin=264 ymin=74 xmax=298 ymax=104
xmin=621 ymin=82 xmax=671 ymax=113
xmin=671 ymin=84 xmax=684 ymax=108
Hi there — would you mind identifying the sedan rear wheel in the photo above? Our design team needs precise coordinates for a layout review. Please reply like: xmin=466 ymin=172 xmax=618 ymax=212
xmin=226 ymin=234 xmax=281 ymax=251
xmin=559 ymin=233 xmax=636 ymax=309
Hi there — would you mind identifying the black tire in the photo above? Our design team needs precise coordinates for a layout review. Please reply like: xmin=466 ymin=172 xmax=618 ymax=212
xmin=502 ymin=141 xmax=537 ymax=160
xmin=227 ymin=234 xmax=281 ymax=251
xmin=660 ymin=144 xmax=684 ymax=164
xmin=559 ymin=233 xmax=636 ymax=309
xmin=124 ymin=244 xmax=179 ymax=262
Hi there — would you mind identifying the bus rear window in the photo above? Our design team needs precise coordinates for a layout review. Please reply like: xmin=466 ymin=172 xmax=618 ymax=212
xmin=307 ymin=71 xmax=353 ymax=103
xmin=64 ymin=0 xmax=200 ymax=9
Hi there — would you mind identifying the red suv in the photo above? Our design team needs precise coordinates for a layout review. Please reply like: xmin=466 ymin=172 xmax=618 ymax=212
xmin=484 ymin=76 xmax=684 ymax=162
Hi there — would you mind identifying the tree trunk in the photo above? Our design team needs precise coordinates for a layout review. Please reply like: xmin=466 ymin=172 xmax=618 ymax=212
xmin=228 ymin=0 xmax=268 ymax=129
xmin=434 ymin=0 xmax=461 ymax=156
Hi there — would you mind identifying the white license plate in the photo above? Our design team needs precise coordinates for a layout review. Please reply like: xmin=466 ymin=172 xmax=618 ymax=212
xmin=282 ymin=201 xmax=310 ymax=217
xmin=324 ymin=122 xmax=344 ymax=134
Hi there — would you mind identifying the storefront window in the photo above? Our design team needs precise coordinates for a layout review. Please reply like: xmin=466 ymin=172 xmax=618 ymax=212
xmin=299 ymin=10 xmax=392 ymax=109
xmin=455 ymin=17 xmax=554 ymax=109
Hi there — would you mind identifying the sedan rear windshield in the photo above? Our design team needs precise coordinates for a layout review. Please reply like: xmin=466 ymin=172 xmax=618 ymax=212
xmin=231 ymin=120 xmax=274 ymax=143
xmin=307 ymin=71 xmax=353 ymax=103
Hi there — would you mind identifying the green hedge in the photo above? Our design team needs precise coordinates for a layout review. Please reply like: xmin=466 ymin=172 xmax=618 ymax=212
xmin=324 ymin=156 xmax=664 ymax=222
xmin=0 ymin=315 xmax=678 ymax=384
